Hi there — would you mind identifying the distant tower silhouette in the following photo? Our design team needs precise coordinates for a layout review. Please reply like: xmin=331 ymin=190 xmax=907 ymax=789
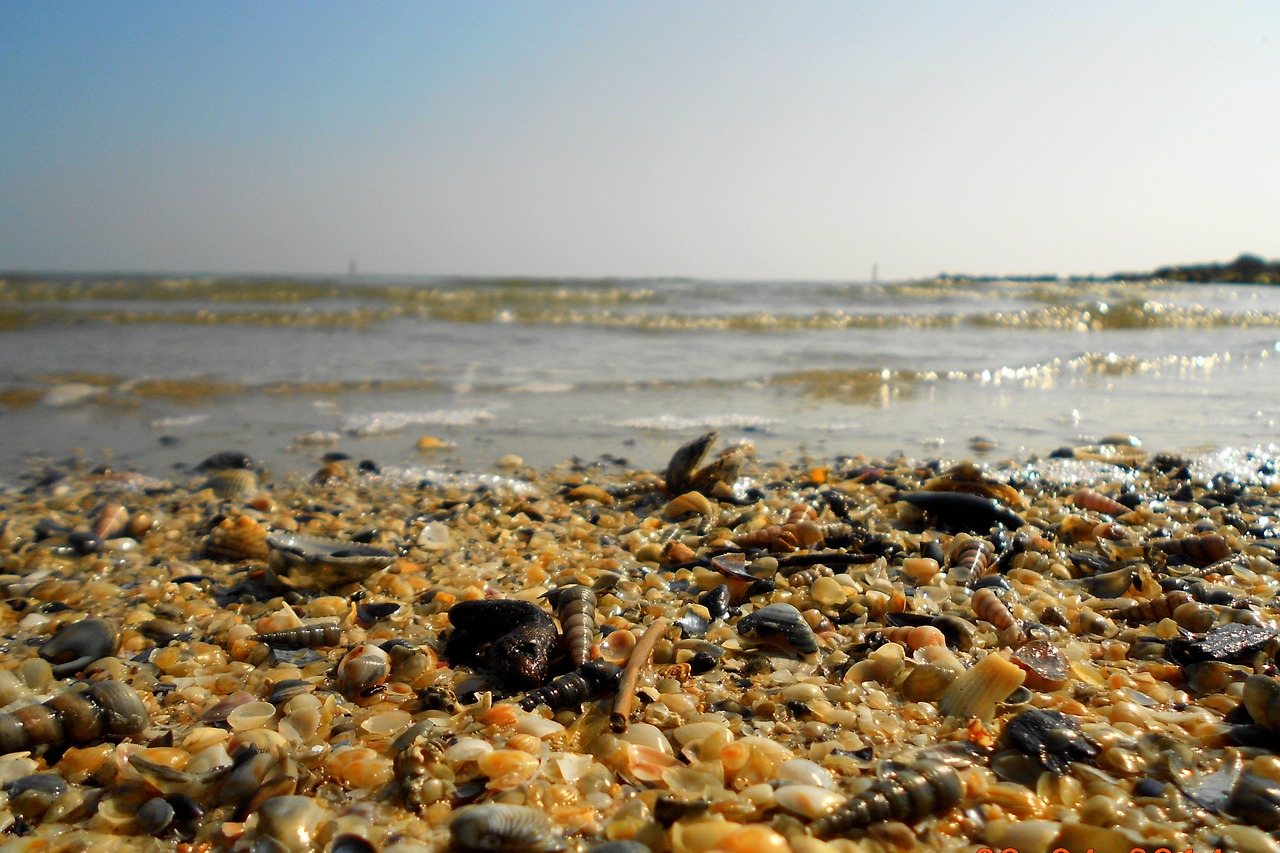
xmin=348 ymin=259 xmax=357 ymax=278
xmin=871 ymin=263 xmax=878 ymax=284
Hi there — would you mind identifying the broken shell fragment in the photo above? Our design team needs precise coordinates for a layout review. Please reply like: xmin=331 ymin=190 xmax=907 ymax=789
xmin=939 ymin=651 xmax=1026 ymax=720
xmin=264 ymin=531 xmax=396 ymax=590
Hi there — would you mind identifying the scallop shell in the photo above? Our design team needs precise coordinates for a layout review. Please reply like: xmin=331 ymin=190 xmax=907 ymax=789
xmin=265 ymin=531 xmax=396 ymax=589
xmin=938 ymin=651 xmax=1026 ymax=720
xmin=205 ymin=468 xmax=259 ymax=501
xmin=899 ymin=662 xmax=958 ymax=702
xmin=448 ymin=802 xmax=567 ymax=852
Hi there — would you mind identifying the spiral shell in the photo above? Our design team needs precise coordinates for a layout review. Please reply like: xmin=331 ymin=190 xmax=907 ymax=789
xmin=1152 ymin=533 xmax=1232 ymax=566
xmin=809 ymin=760 xmax=963 ymax=838
xmin=253 ymin=622 xmax=344 ymax=649
xmin=546 ymin=585 xmax=596 ymax=669
xmin=0 ymin=680 xmax=148 ymax=755
xmin=970 ymin=587 xmax=1018 ymax=633
xmin=1071 ymin=487 xmax=1129 ymax=515
xmin=517 ymin=660 xmax=621 ymax=712
xmin=1112 ymin=590 xmax=1193 ymax=624
xmin=336 ymin=644 xmax=391 ymax=699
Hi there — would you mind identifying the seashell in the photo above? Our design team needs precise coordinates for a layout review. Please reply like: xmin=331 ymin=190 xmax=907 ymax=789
xmin=809 ymin=760 xmax=963 ymax=838
xmin=265 ymin=531 xmax=396 ymax=590
xmin=1010 ymin=640 xmax=1069 ymax=692
xmin=970 ymin=587 xmax=1019 ymax=636
xmin=141 ymin=617 xmax=192 ymax=646
xmin=1080 ymin=567 xmax=1137 ymax=598
xmin=336 ymin=644 xmax=391 ymax=698
xmin=1244 ymin=674 xmax=1280 ymax=731
xmin=328 ymin=745 xmax=394 ymax=789
xmin=226 ymin=700 xmax=277 ymax=731
xmin=709 ymin=553 xmax=776 ymax=602
xmin=736 ymin=602 xmax=819 ymax=656
xmin=253 ymin=622 xmax=344 ymax=649
xmin=1153 ymin=533 xmax=1232 ymax=566
xmin=1071 ymin=487 xmax=1129 ymax=516
xmin=1112 ymin=590 xmax=1193 ymax=623
xmin=877 ymin=625 xmax=947 ymax=651
xmin=664 ymin=490 xmax=714 ymax=519
xmin=252 ymin=795 xmax=328 ymax=853
xmin=196 ymin=449 xmax=264 ymax=474
xmin=674 ymin=607 xmax=711 ymax=639
xmin=776 ymin=757 xmax=835 ymax=789
xmin=203 ymin=515 xmax=270 ymax=560
xmin=948 ymin=534 xmax=995 ymax=583
xmin=768 ymin=783 xmax=849 ymax=819
xmin=1001 ymin=709 xmax=1099 ymax=774
xmin=205 ymin=468 xmax=259 ymax=501
xmin=1231 ymin=771 xmax=1280 ymax=830
xmin=136 ymin=796 xmax=176 ymax=835
xmin=923 ymin=461 xmax=1027 ymax=509
xmin=6 ymin=772 xmax=67 ymax=821
xmin=899 ymin=663 xmax=958 ymax=702
xmin=665 ymin=431 xmax=718 ymax=496
xmin=898 ymin=490 xmax=1026 ymax=532
xmin=0 ymin=680 xmax=147 ymax=755
xmin=600 ymin=628 xmax=638 ymax=664
xmin=92 ymin=502 xmax=131 ymax=539
xmin=939 ymin=651 xmax=1026 ymax=720
xmin=698 ymin=584 xmax=732 ymax=622
xmin=38 ymin=617 xmax=119 ymax=678
xmin=328 ymin=813 xmax=381 ymax=853
xmin=517 ymin=660 xmax=621 ymax=712
xmin=545 ymin=584 xmax=596 ymax=668
xmin=449 ymin=802 xmax=567 ymax=852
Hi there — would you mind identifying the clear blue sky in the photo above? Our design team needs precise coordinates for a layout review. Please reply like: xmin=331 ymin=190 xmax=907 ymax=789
xmin=2 ymin=1 xmax=1277 ymax=280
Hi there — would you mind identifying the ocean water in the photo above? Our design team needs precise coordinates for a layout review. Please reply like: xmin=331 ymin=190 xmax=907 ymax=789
xmin=1 ymin=273 xmax=1279 ymax=482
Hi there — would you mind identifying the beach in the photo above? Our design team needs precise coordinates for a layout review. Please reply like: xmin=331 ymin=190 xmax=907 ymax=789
xmin=0 ymin=425 xmax=1279 ymax=850
xmin=2 ymin=276 xmax=1280 ymax=850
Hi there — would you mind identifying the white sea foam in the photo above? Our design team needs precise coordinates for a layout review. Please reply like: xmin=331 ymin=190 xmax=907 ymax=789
xmin=149 ymin=414 xmax=210 ymax=430
xmin=599 ymin=414 xmax=778 ymax=432
xmin=342 ymin=408 xmax=496 ymax=435
xmin=378 ymin=465 xmax=538 ymax=496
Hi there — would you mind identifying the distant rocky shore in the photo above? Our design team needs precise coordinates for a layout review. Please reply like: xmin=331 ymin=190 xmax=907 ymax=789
xmin=939 ymin=253 xmax=1280 ymax=285
xmin=1137 ymin=253 xmax=1280 ymax=284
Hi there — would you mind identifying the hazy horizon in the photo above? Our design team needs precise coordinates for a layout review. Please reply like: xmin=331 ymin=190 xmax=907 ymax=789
xmin=3 ymin=2 xmax=1278 ymax=281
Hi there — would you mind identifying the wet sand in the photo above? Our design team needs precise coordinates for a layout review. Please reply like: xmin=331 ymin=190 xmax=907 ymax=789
xmin=1 ymin=435 xmax=1280 ymax=852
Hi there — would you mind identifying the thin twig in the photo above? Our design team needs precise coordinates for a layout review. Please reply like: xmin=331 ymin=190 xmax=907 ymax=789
xmin=610 ymin=617 xmax=669 ymax=732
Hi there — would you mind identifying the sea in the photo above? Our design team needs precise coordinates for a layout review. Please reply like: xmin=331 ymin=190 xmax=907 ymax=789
xmin=1 ymin=273 xmax=1279 ymax=485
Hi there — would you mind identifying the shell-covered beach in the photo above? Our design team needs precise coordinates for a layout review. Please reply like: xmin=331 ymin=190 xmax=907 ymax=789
xmin=4 ymin=431 xmax=1280 ymax=852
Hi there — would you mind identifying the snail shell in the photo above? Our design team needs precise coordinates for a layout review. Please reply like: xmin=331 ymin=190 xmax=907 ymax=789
xmin=336 ymin=644 xmax=391 ymax=698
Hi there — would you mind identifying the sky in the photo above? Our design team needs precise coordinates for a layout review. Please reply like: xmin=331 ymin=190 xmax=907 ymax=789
xmin=1 ymin=2 xmax=1278 ymax=281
